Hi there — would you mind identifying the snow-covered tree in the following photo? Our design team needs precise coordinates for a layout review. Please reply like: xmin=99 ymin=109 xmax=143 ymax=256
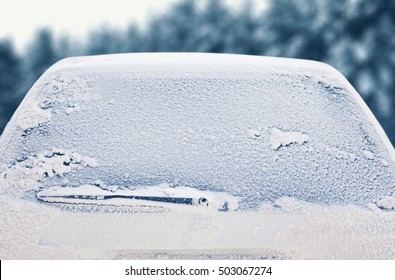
xmin=25 ymin=28 xmax=58 ymax=81
xmin=143 ymin=0 xmax=201 ymax=51
xmin=86 ymin=25 xmax=128 ymax=54
xmin=0 ymin=39 xmax=22 ymax=131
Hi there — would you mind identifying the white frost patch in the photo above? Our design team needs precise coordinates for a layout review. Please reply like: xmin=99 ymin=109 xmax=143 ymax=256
xmin=380 ymin=159 xmax=389 ymax=167
xmin=94 ymin=179 xmax=118 ymax=192
xmin=362 ymin=150 xmax=374 ymax=160
xmin=80 ymin=156 xmax=97 ymax=167
xmin=259 ymin=197 xmax=316 ymax=213
xmin=0 ymin=149 xmax=97 ymax=197
xmin=273 ymin=197 xmax=309 ymax=212
xmin=65 ymin=103 xmax=81 ymax=115
xmin=366 ymin=203 xmax=380 ymax=211
xmin=376 ymin=194 xmax=395 ymax=210
xmin=16 ymin=100 xmax=51 ymax=130
xmin=247 ymin=128 xmax=261 ymax=139
xmin=269 ymin=127 xmax=310 ymax=150
xmin=324 ymin=146 xmax=357 ymax=161
xmin=37 ymin=73 xmax=97 ymax=117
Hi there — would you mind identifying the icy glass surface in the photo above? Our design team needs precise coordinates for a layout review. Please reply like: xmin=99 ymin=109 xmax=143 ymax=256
xmin=1 ymin=54 xmax=394 ymax=211
xmin=1 ymin=54 xmax=395 ymax=259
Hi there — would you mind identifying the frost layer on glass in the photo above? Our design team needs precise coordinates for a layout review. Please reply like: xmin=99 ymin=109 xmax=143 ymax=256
xmin=1 ymin=54 xmax=394 ymax=210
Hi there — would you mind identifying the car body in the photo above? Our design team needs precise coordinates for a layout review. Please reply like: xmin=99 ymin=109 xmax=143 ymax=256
xmin=1 ymin=53 xmax=395 ymax=259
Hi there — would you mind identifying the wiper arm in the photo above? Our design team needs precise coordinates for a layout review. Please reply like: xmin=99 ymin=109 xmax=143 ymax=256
xmin=38 ymin=194 xmax=197 ymax=205
xmin=36 ymin=184 xmax=239 ymax=212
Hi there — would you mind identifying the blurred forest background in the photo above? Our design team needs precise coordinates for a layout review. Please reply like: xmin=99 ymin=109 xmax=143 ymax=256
xmin=1 ymin=0 xmax=395 ymax=144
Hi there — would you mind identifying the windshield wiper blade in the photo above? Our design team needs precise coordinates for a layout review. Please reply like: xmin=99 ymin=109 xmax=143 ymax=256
xmin=36 ymin=184 xmax=239 ymax=211
xmin=37 ymin=194 xmax=195 ymax=205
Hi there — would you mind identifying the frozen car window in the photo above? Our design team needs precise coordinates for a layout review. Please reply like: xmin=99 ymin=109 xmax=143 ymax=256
xmin=1 ymin=53 xmax=395 ymax=259
xmin=1 ymin=54 xmax=394 ymax=208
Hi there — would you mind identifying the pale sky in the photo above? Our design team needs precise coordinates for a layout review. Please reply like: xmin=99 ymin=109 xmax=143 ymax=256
xmin=0 ymin=0 xmax=265 ymax=51
xmin=0 ymin=0 xmax=179 ymax=50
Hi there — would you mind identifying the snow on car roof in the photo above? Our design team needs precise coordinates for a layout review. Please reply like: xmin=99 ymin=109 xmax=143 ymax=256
xmin=54 ymin=52 xmax=335 ymax=69
xmin=1 ymin=53 xmax=395 ymax=210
